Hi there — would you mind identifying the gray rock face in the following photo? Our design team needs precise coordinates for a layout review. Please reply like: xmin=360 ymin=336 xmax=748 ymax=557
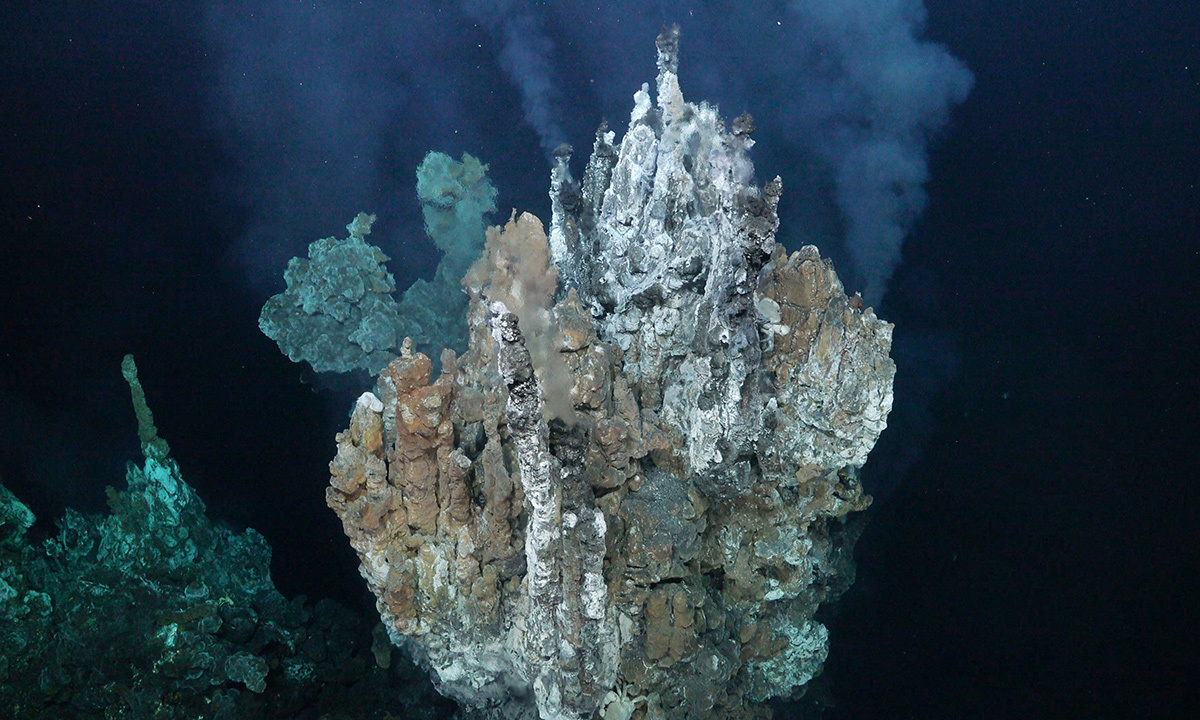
xmin=549 ymin=25 xmax=890 ymax=497
xmin=328 ymin=27 xmax=895 ymax=720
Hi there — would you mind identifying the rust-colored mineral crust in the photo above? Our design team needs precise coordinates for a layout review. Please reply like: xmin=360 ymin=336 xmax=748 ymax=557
xmin=328 ymin=28 xmax=894 ymax=720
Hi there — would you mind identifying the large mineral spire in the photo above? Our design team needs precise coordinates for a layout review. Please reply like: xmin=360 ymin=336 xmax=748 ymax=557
xmin=328 ymin=28 xmax=894 ymax=720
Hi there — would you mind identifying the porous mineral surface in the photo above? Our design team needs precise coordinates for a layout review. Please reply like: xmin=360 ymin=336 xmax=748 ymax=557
xmin=0 ymin=357 xmax=452 ymax=720
xmin=326 ymin=27 xmax=895 ymax=720
xmin=259 ymin=153 xmax=498 ymax=375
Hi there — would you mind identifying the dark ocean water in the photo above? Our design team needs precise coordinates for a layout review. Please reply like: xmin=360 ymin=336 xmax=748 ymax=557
xmin=2 ymin=1 xmax=1197 ymax=717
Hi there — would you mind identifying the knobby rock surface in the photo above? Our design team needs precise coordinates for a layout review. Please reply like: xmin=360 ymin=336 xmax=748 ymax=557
xmin=328 ymin=27 xmax=895 ymax=720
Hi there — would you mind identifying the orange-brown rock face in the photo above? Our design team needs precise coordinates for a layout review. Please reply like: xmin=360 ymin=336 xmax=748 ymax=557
xmin=327 ymin=29 xmax=894 ymax=720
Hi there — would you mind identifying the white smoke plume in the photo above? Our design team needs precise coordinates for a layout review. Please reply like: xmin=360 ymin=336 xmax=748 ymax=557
xmin=459 ymin=0 xmax=568 ymax=158
xmin=783 ymin=0 xmax=974 ymax=305
xmin=204 ymin=0 xmax=970 ymax=307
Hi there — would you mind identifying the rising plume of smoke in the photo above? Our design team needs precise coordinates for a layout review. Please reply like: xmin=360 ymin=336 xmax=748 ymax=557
xmin=781 ymin=0 xmax=974 ymax=306
xmin=204 ymin=0 xmax=569 ymax=295
xmin=204 ymin=0 xmax=969 ymax=308
xmin=459 ymin=0 xmax=567 ymax=159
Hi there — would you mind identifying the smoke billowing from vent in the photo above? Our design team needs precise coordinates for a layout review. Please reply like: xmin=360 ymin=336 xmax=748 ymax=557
xmin=460 ymin=0 xmax=567 ymax=158
xmin=782 ymin=0 xmax=974 ymax=306
xmin=204 ymin=0 xmax=970 ymax=305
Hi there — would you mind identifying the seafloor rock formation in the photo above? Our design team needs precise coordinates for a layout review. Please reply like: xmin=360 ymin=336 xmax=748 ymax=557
xmin=260 ymin=153 xmax=496 ymax=374
xmin=0 ymin=357 xmax=453 ymax=720
xmin=326 ymin=27 xmax=895 ymax=720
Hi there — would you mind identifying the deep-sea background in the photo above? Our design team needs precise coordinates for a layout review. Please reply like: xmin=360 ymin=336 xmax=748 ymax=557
xmin=1 ymin=0 xmax=1197 ymax=718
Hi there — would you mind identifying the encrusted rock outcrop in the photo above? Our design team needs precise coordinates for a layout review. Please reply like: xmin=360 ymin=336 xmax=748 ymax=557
xmin=327 ymin=27 xmax=895 ymax=720
xmin=260 ymin=153 xmax=498 ymax=374
xmin=0 ymin=357 xmax=451 ymax=719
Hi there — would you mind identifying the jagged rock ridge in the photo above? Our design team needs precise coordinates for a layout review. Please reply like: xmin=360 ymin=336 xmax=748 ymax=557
xmin=0 ymin=356 xmax=452 ymax=719
xmin=327 ymin=27 xmax=895 ymax=720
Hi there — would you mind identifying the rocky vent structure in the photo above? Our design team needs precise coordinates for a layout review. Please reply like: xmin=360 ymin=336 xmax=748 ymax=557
xmin=326 ymin=27 xmax=895 ymax=720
